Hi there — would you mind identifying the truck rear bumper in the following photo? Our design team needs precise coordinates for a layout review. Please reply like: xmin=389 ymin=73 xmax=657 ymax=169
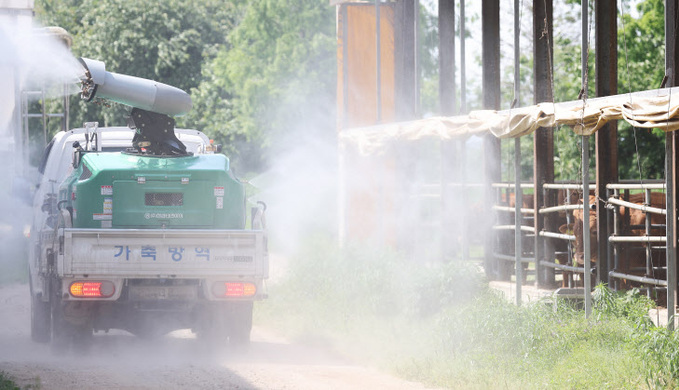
xmin=57 ymin=276 xmax=267 ymax=302
xmin=59 ymin=295 xmax=254 ymax=336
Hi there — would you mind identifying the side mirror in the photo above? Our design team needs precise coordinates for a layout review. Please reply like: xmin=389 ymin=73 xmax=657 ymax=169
xmin=251 ymin=201 xmax=267 ymax=230
xmin=72 ymin=141 xmax=83 ymax=168
xmin=41 ymin=193 xmax=57 ymax=214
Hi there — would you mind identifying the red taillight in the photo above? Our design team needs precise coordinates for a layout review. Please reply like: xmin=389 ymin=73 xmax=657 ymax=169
xmin=212 ymin=282 xmax=256 ymax=298
xmin=69 ymin=281 xmax=115 ymax=298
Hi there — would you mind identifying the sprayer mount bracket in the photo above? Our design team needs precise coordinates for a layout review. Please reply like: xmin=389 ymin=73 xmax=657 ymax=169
xmin=126 ymin=108 xmax=188 ymax=156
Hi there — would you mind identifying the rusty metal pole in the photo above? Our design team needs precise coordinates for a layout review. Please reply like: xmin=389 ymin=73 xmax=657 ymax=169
xmin=460 ymin=0 xmax=467 ymax=114
xmin=439 ymin=0 xmax=457 ymax=261
xmin=595 ymin=0 xmax=617 ymax=288
xmin=395 ymin=0 xmax=417 ymax=120
xmin=341 ymin=4 xmax=349 ymax=130
xmin=376 ymin=0 xmax=382 ymax=123
xmin=439 ymin=0 xmax=455 ymax=116
xmin=665 ymin=0 xmax=678 ymax=330
xmin=581 ymin=0 xmax=592 ymax=319
xmin=459 ymin=0 xmax=469 ymax=261
xmin=513 ymin=0 xmax=523 ymax=305
xmin=483 ymin=0 xmax=501 ymax=279
xmin=533 ymin=0 xmax=554 ymax=288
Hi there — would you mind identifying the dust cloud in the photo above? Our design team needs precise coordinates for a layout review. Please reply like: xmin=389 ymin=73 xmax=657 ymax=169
xmin=0 ymin=19 xmax=82 ymax=277
xmin=0 ymin=9 xmax=476 ymax=390
xmin=252 ymin=128 xmax=338 ymax=257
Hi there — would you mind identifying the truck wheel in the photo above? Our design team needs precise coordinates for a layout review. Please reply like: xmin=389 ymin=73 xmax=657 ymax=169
xmin=50 ymin=290 xmax=92 ymax=352
xmin=228 ymin=302 xmax=253 ymax=347
xmin=29 ymin=275 xmax=51 ymax=343
xmin=31 ymin=294 xmax=51 ymax=343
xmin=197 ymin=302 xmax=253 ymax=347
xmin=50 ymin=294 xmax=69 ymax=352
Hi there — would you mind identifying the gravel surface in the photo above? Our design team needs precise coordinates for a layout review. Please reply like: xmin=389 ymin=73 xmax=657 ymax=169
xmin=0 ymin=283 xmax=435 ymax=389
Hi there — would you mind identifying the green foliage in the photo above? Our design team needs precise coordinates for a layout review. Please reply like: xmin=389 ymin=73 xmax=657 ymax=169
xmin=619 ymin=0 xmax=665 ymax=95
xmin=200 ymin=0 xmax=336 ymax=172
xmin=500 ymin=134 xmax=536 ymax=181
xmin=35 ymin=0 xmax=235 ymax=133
xmin=260 ymin=238 xmax=679 ymax=388
xmin=0 ymin=373 xmax=19 ymax=390
xmin=590 ymin=285 xmax=679 ymax=388
xmin=271 ymin=236 xmax=484 ymax=323
xmin=35 ymin=0 xmax=336 ymax=174
xmin=533 ymin=0 xmax=667 ymax=181
xmin=633 ymin=326 xmax=679 ymax=388
xmin=418 ymin=3 xmax=440 ymax=116
xmin=554 ymin=126 xmax=596 ymax=181
xmin=592 ymin=284 xmax=655 ymax=323
xmin=617 ymin=0 xmax=667 ymax=180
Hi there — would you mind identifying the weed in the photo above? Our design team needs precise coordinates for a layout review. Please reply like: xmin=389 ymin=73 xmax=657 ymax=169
xmin=0 ymin=372 xmax=19 ymax=390
xmin=259 ymin=238 xmax=672 ymax=389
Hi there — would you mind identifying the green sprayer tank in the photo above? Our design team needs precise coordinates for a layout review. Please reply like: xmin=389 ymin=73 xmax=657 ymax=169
xmin=60 ymin=152 xmax=245 ymax=229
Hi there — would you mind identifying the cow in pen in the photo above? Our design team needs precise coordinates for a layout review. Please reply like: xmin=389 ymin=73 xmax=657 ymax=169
xmin=561 ymin=192 xmax=666 ymax=292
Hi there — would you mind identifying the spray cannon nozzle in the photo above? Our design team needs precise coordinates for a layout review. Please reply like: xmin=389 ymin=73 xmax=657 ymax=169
xmin=79 ymin=68 xmax=97 ymax=102
xmin=77 ymin=57 xmax=192 ymax=116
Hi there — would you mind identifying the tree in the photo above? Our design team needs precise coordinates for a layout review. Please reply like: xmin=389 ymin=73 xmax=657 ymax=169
xmin=544 ymin=0 xmax=666 ymax=181
xmin=35 ymin=0 xmax=236 ymax=130
xmin=191 ymin=0 xmax=336 ymax=173
xmin=617 ymin=0 xmax=666 ymax=180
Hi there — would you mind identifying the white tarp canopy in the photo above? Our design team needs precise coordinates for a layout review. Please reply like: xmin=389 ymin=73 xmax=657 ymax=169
xmin=340 ymin=86 xmax=679 ymax=155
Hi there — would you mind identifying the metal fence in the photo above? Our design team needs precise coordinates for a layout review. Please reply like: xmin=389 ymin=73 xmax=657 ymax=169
xmin=606 ymin=182 xmax=668 ymax=299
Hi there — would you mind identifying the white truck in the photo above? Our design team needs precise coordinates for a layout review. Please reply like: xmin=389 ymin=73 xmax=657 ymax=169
xmin=28 ymin=59 xmax=268 ymax=349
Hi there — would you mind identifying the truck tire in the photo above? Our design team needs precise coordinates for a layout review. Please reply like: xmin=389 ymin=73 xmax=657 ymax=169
xmin=196 ymin=304 xmax=227 ymax=346
xmin=50 ymin=284 xmax=92 ymax=352
xmin=197 ymin=302 xmax=253 ymax=347
xmin=228 ymin=302 xmax=253 ymax=347
xmin=29 ymin=276 xmax=51 ymax=343
xmin=50 ymin=293 xmax=69 ymax=352
xmin=31 ymin=294 xmax=51 ymax=343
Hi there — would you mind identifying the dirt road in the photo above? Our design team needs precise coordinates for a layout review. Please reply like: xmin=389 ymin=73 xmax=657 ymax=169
xmin=0 ymin=283 xmax=433 ymax=389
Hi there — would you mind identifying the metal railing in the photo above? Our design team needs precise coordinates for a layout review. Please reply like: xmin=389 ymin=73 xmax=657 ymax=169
xmin=606 ymin=182 xmax=667 ymax=299
xmin=491 ymin=182 xmax=535 ymax=282
xmin=537 ymin=183 xmax=596 ymax=288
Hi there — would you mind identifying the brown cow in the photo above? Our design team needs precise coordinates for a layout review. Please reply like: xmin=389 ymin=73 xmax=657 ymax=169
xmin=564 ymin=192 xmax=666 ymax=289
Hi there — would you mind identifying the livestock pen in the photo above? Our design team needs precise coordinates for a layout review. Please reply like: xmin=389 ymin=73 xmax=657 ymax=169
xmin=334 ymin=0 xmax=679 ymax=326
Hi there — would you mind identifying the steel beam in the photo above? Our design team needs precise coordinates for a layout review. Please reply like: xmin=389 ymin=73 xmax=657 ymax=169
xmin=439 ymin=0 xmax=455 ymax=116
xmin=395 ymin=0 xmax=417 ymax=120
xmin=533 ymin=0 xmax=554 ymax=288
xmin=581 ymin=0 xmax=592 ymax=318
xmin=595 ymin=0 xmax=618 ymax=287
xmin=439 ymin=0 xmax=456 ymax=261
xmin=376 ymin=0 xmax=382 ymax=123
xmin=666 ymin=0 xmax=679 ymax=330
xmin=460 ymin=0 xmax=467 ymax=113
xmin=483 ymin=0 xmax=501 ymax=279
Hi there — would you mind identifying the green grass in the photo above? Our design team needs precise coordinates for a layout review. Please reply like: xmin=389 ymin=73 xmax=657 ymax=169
xmin=0 ymin=372 xmax=19 ymax=390
xmin=257 ymin=236 xmax=679 ymax=389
